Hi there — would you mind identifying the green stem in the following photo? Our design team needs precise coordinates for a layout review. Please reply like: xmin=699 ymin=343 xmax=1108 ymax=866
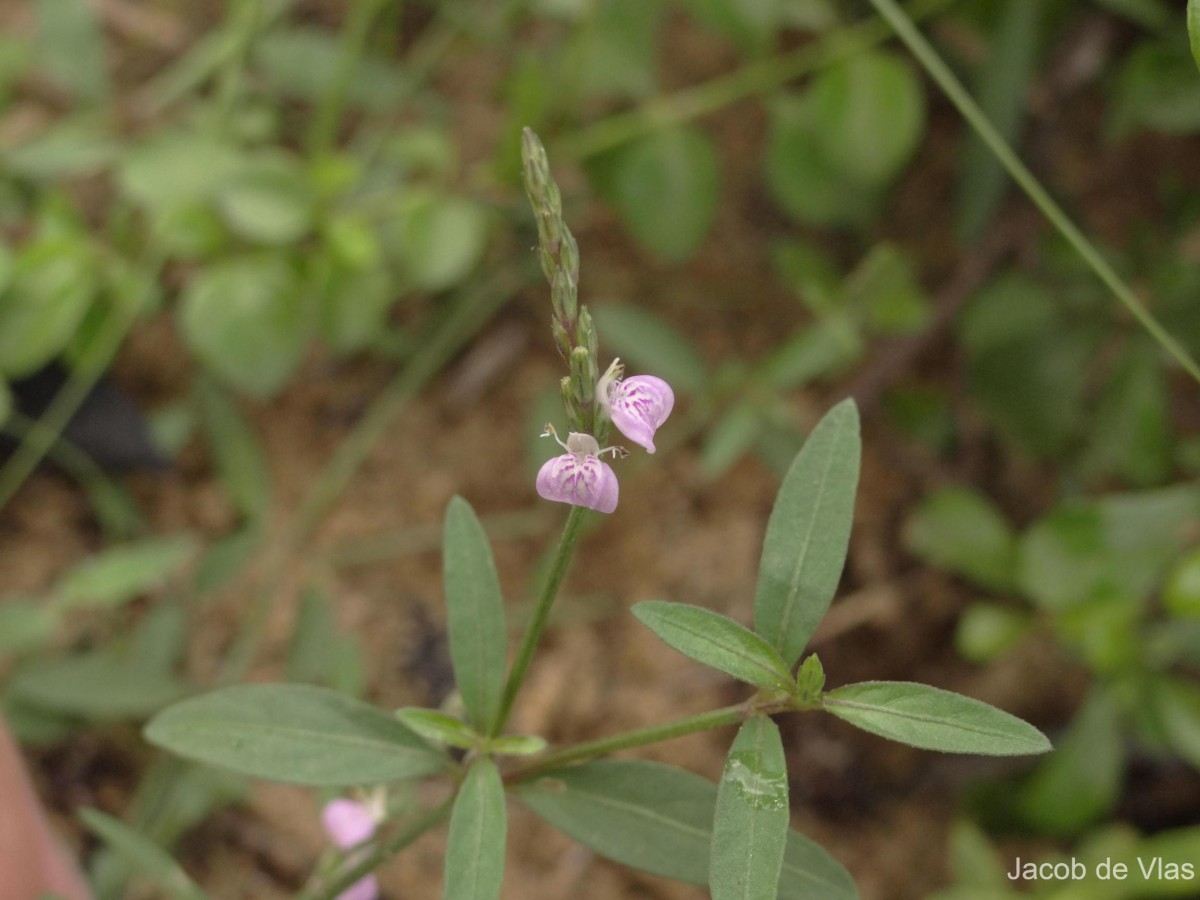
xmin=508 ymin=695 xmax=796 ymax=783
xmin=219 ymin=271 xmax=519 ymax=683
xmin=488 ymin=504 xmax=587 ymax=738
xmin=0 ymin=290 xmax=148 ymax=513
xmin=307 ymin=0 xmax=392 ymax=159
xmin=554 ymin=0 xmax=953 ymax=161
xmin=297 ymin=799 xmax=453 ymax=900
xmin=210 ymin=0 xmax=265 ymax=136
xmin=865 ymin=0 xmax=1200 ymax=385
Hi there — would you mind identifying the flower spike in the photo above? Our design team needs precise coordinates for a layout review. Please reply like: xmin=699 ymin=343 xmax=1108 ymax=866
xmin=599 ymin=360 xmax=674 ymax=453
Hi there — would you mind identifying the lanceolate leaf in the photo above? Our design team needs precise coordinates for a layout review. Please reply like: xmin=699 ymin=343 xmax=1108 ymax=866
xmin=516 ymin=760 xmax=856 ymax=899
xmin=443 ymin=496 xmax=508 ymax=733
xmin=711 ymin=717 xmax=789 ymax=900
xmin=144 ymin=684 xmax=448 ymax=786
xmin=79 ymin=808 xmax=207 ymax=900
xmin=632 ymin=601 xmax=794 ymax=692
xmin=444 ymin=758 xmax=507 ymax=900
xmin=754 ymin=399 xmax=860 ymax=666
xmin=823 ymin=682 xmax=1051 ymax=756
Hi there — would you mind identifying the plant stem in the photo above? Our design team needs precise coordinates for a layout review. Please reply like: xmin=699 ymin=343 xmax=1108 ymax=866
xmin=219 ymin=271 xmax=519 ymax=683
xmin=307 ymin=0 xmax=391 ymax=159
xmin=508 ymin=695 xmax=796 ymax=783
xmin=488 ymin=504 xmax=587 ymax=738
xmin=554 ymin=0 xmax=953 ymax=162
xmin=864 ymin=0 xmax=1200 ymax=385
xmin=297 ymin=799 xmax=453 ymax=900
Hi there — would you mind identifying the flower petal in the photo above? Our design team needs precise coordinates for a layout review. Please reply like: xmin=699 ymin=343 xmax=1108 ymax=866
xmin=322 ymin=799 xmax=376 ymax=849
xmin=536 ymin=453 xmax=619 ymax=514
xmin=336 ymin=873 xmax=379 ymax=900
xmin=609 ymin=375 xmax=674 ymax=453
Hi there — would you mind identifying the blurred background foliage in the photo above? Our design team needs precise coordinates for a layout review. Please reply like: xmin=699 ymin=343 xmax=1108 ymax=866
xmin=1 ymin=0 xmax=1199 ymax=897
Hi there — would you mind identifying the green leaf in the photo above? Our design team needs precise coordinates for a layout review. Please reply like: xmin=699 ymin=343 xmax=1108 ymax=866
xmin=810 ymin=51 xmax=924 ymax=186
xmin=195 ymin=377 xmax=271 ymax=522
xmin=118 ymin=132 xmax=241 ymax=215
xmin=215 ymin=154 xmax=315 ymax=245
xmin=516 ymin=760 xmax=856 ymax=898
xmin=10 ymin=652 xmax=189 ymax=720
xmin=253 ymin=27 xmax=412 ymax=110
xmin=0 ymin=600 xmax=58 ymax=654
xmin=710 ymin=716 xmax=789 ymax=900
xmin=699 ymin=402 xmax=765 ymax=480
xmin=180 ymin=257 xmax=311 ymax=397
xmin=144 ymin=684 xmax=448 ymax=787
xmin=55 ymin=535 xmax=197 ymax=610
xmin=681 ymin=0 xmax=780 ymax=55
xmin=444 ymin=759 xmax=507 ymax=900
xmin=954 ymin=603 xmax=1030 ymax=664
xmin=824 ymin=681 xmax=1050 ymax=756
xmin=1147 ymin=677 xmax=1200 ymax=770
xmin=843 ymin=244 xmax=931 ymax=336
xmin=632 ymin=601 xmax=795 ymax=692
xmin=0 ymin=238 xmax=94 ymax=377
xmin=443 ymin=496 xmax=508 ymax=733
xmin=35 ymin=0 xmax=110 ymax=104
xmin=588 ymin=126 xmax=719 ymax=263
xmin=486 ymin=734 xmax=547 ymax=756
xmin=754 ymin=399 xmax=860 ymax=667
xmin=1191 ymin=0 xmax=1200 ymax=74
xmin=79 ymin=808 xmax=207 ymax=900
xmin=903 ymin=487 xmax=1016 ymax=592
xmin=1165 ymin=546 xmax=1200 ymax=620
xmin=954 ymin=0 xmax=1042 ymax=243
xmin=396 ymin=708 xmax=479 ymax=750
xmin=1018 ymin=689 xmax=1121 ymax=834
xmin=590 ymin=305 xmax=710 ymax=395
xmin=395 ymin=193 xmax=490 ymax=292
xmin=763 ymin=93 xmax=875 ymax=227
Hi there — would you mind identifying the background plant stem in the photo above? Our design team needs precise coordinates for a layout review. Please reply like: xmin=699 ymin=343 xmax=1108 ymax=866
xmin=865 ymin=0 xmax=1200 ymax=385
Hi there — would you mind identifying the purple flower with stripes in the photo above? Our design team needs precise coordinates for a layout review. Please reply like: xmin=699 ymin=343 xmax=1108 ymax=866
xmin=599 ymin=359 xmax=674 ymax=453
xmin=536 ymin=427 xmax=622 ymax=514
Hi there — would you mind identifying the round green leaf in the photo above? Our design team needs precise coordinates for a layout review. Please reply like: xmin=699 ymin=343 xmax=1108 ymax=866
xmin=395 ymin=193 xmax=490 ymax=292
xmin=119 ymin=132 xmax=241 ymax=215
xmin=215 ymin=155 xmax=315 ymax=245
xmin=0 ymin=238 xmax=94 ymax=376
xmin=588 ymin=126 xmax=719 ymax=263
xmin=144 ymin=684 xmax=449 ymax=786
xmin=180 ymin=257 xmax=311 ymax=396
xmin=903 ymin=486 xmax=1016 ymax=592
xmin=810 ymin=51 xmax=925 ymax=185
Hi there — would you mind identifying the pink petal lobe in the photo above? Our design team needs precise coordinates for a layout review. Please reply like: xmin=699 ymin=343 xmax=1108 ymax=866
xmin=322 ymin=799 xmax=376 ymax=849
xmin=336 ymin=874 xmax=379 ymax=900
xmin=610 ymin=376 xmax=674 ymax=453
xmin=536 ymin=453 xmax=619 ymax=514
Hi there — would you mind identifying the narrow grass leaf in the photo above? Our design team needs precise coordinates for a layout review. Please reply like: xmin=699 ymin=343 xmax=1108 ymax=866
xmin=632 ymin=601 xmax=794 ymax=692
xmin=823 ymin=682 xmax=1051 ymax=756
xmin=55 ymin=535 xmax=197 ymax=610
xmin=195 ymin=376 xmax=271 ymax=522
xmin=444 ymin=758 xmax=507 ymax=900
xmin=79 ymin=808 xmax=207 ymax=900
xmin=754 ymin=399 xmax=860 ymax=666
xmin=516 ymin=760 xmax=856 ymax=899
xmin=144 ymin=684 xmax=448 ymax=786
xmin=444 ymin=496 xmax=507 ymax=733
xmin=1190 ymin=0 xmax=1200 ymax=74
xmin=710 ymin=716 xmax=789 ymax=900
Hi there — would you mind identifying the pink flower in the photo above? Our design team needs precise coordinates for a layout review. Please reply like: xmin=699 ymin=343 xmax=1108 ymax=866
xmin=599 ymin=360 xmax=674 ymax=453
xmin=536 ymin=429 xmax=620 ymax=514
xmin=321 ymin=799 xmax=380 ymax=900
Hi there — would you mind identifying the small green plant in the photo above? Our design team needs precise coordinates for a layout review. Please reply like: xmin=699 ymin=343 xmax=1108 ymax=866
xmin=137 ymin=129 xmax=1049 ymax=900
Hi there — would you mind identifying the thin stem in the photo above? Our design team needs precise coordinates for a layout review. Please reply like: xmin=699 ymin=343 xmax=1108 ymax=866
xmin=508 ymin=695 xmax=798 ymax=783
xmin=554 ymin=0 xmax=953 ymax=162
xmin=0 ymin=288 xmax=149 ymax=512
xmin=865 ymin=0 xmax=1200 ymax=385
xmin=488 ymin=504 xmax=587 ymax=738
xmin=297 ymin=799 xmax=453 ymax=900
xmin=218 ymin=271 xmax=519 ymax=683
xmin=307 ymin=0 xmax=392 ymax=159
xmin=209 ymin=0 xmax=265 ymax=136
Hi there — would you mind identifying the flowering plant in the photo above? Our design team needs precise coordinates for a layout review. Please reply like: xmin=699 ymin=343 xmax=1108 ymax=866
xmin=142 ymin=129 xmax=1049 ymax=900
